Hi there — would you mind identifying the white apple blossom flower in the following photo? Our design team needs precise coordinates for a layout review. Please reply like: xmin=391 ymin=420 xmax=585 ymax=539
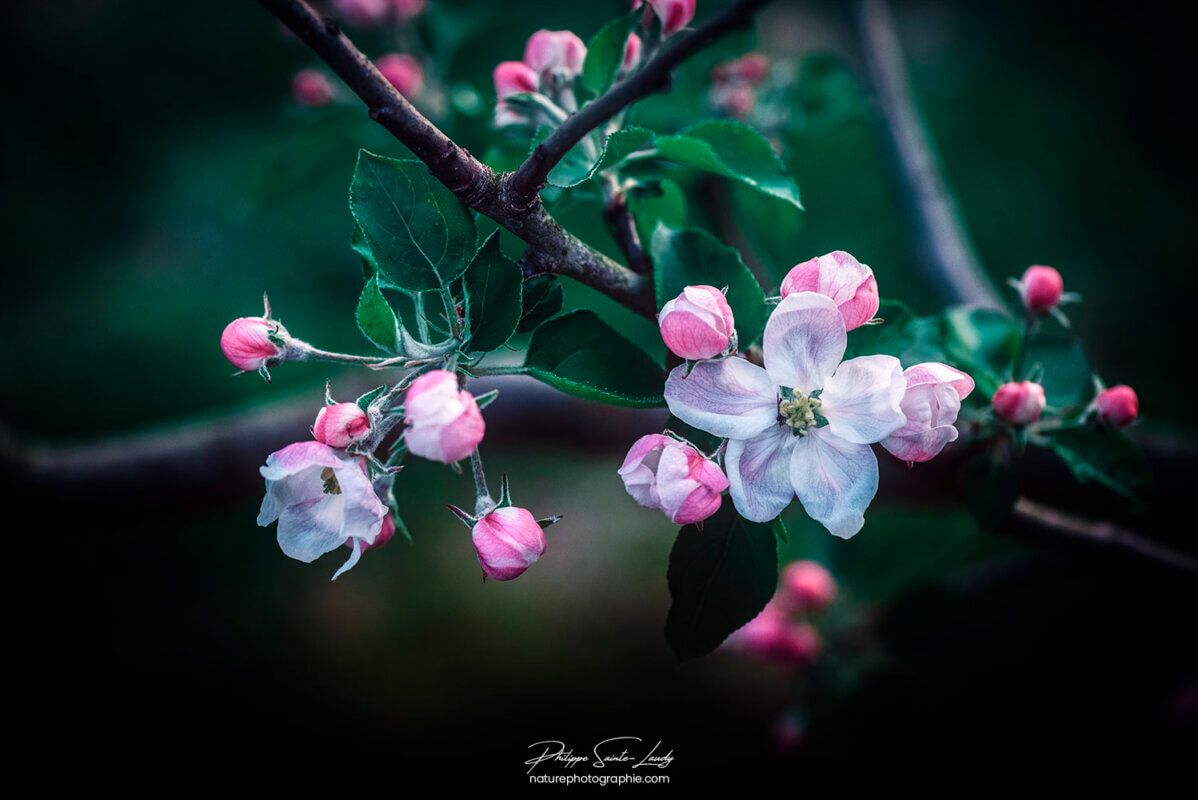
xmin=664 ymin=292 xmax=907 ymax=537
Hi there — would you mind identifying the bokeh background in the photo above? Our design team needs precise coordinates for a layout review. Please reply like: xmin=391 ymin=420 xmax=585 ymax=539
xmin=5 ymin=0 xmax=1196 ymax=787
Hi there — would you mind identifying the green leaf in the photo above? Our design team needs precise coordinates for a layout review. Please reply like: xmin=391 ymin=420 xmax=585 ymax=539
xmin=942 ymin=306 xmax=1020 ymax=394
xmin=533 ymin=125 xmax=654 ymax=189
xmin=960 ymin=451 xmax=1020 ymax=530
xmin=644 ymin=120 xmax=803 ymax=210
xmin=665 ymin=503 xmax=779 ymax=660
xmin=846 ymin=299 xmax=947 ymax=366
xmin=463 ymin=232 xmax=522 ymax=352
xmin=628 ymin=178 xmax=687 ymax=246
xmin=1025 ymin=333 xmax=1091 ymax=408
xmin=1047 ymin=427 xmax=1150 ymax=501
xmin=650 ymin=224 xmax=768 ymax=347
xmin=519 ymin=310 xmax=666 ymax=407
xmin=348 ymin=151 xmax=477 ymax=292
xmin=581 ymin=11 xmax=639 ymax=94
xmin=356 ymin=275 xmax=399 ymax=353
xmin=355 ymin=384 xmax=387 ymax=412
xmin=352 ymin=222 xmax=383 ymax=283
xmin=516 ymin=275 xmax=564 ymax=334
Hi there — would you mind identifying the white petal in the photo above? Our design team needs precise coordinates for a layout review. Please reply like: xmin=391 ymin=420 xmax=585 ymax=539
xmin=332 ymin=538 xmax=366 ymax=581
xmin=726 ymin=426 xmax=797 ymax=522
xmin=790 ymin=430 xmax=878 ymax=539
xmin=664 ymin=358 xmax=777 ymax=440
xmin=819 ymin=354 xmax=906 ymax=444
xmin=763 ymin=292 xmax=846 ymax=392
xmin=276 ymin=494 xmax=347 ymax=562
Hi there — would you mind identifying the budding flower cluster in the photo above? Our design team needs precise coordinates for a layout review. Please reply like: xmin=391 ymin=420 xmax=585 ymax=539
xmin=727 ymin=560 xmax=836 ymax=668
xmin=619 ymin=434 xmax=729 ymax=525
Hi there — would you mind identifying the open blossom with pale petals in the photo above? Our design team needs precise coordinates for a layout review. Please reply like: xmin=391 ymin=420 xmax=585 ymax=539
xmin=523 ymin=30 xmax=586 ymax=81
xmin=881 ymin=362 xmax=975 ymax=463
xmin=729 ymin=603 xmax=822 ymax=666
xmin=780 ymin=560 xmax=836 ymax=614
xmin=992 ymin=380 xmax=1046 ymax=425
xmin=221 ymin=316 xmax=284 ymax=372
xmin=658 ymin=285 xmax=736 ymax=360
xmin=257 ymin=441 xmax=388 ymax=580
xmin=313 ymin=402 xmax=371 ymax=448
xmin=403 ymin=370 xmax=485 ymax=463
xmin=1017 ymin=265 xmax=1064 ymax=313
xmin=291 ymin=69 xmax=334 ymax=107
xmin=377 ymin=53 xmax=423 ymax=96
xmin=780 ymin=251 xmax=879 ymax=331
xmin=1094 ymin=384 xmax=1138 ymax=429
xmin=665 ymin=292 xmax=906 ymax=536
xmin=618 ymin=434 xmax=729 ymax=525
xmin=635 ymin=0 xmax=696 ymax=37
xmin=472 ymin=506 xmax=546 ymax=581
xmin=493 ymin=61 xmax=539 ymax=99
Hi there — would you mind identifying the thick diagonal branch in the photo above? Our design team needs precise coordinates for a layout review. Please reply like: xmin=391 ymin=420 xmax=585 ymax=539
xmin=509 ymin=0 xmax=772 ymax=207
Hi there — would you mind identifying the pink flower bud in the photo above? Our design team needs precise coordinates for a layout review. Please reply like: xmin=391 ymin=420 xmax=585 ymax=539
xmin=636 ymin=0 xmax=696 ymax=37
xmin=992 ymin=381 xmax=1046 ymax=425
xmin=713 ymin=53 xmax=769 ymax=86
xmin=1018 ymin=265 xmax=1064 ymax=313
xmin=493 ymin=60 xmax=539 ymax=99
xmin=472 ymin=506 xmax=546 ymax=581
xmin=376 ymin=53 xmax=424 ymax=96
xmin=371 ymin=513 xmax=397 ymax=549
xmin=618 ymin=434 xmax=729 ymax=525
xmin=221 ymin=317 xmax=284 ymax=372
xmin=780 ymin=560 xmax=837 ymax=614
xmin=333 ymin=0 xmax=389 ymax=27
xmin=881 ymin=362 xmax=975 ymax=463
xmin=523 ymin=30 xmax=587 ymax=81
xmin=622 ymin=33 xmax=643 ymax=71
xmin=730 ymin=603 xmax=822 ymax=667
xmin=1094 ymin=384 xmax=1138 ymax=429
xmin=390 ymin=0 xmax=425 ymax=20
xmin=658 ymin=285 xmax=736 ymax=360
xmin=313 ymin=402 xmax=371 ymax=448
xmin=291 ymin=69 xmax=334 ymax=107
xmin=492 ymin=101 xmax=528 ymax=129
xmin=403 ymin=369 xmax=485 ymax=463
xmin=780 ymin=251 xmax=880 ymax=331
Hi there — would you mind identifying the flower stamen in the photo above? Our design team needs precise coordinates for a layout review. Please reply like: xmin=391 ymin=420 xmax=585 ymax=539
xmin=779 ymin=391 xmax=822 ymax=436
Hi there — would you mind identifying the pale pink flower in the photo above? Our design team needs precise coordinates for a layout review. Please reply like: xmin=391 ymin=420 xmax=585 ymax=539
xmin=403 ymin=370 xmax=485 ymax=463
xmin=376 ymin=53 xmax=424 ymax=96
xmin=523 ymin=30 xmax=586 ymax=81
xmin=291 ymin=69 xmax=334 ymax=107
xmin=658 ymin=285 xmax=736 ymax=360
xmin=257 ymin=441 xmax=388 ymax=580
xmin=665 ymin=292 xmax=906 ymax=536
xmin=992 ymin=381 xmax=1046 ymax=425
xmin=712 ymin=53 xmax=769 ymax=86
xmin=472 ymin=506 xmax=546 ymax=581
xmin=493 ymin=60 xmax=539 ymax=99
xmin=618 ymin=434 xmax=729 ymax=525
xmin=881 ymin=362 xmax=975 ymax=463
xmin=780 ymin=560 xmax=837 ymax=614
xmin=780 ymin=251 xmax=880 ymax=331
xmin=313 ymin=402 xmax=371 ymax=448
xmin=1017 ymin=265 xmax=1064 ymax=313
xmin=220 ymin=316 xmax=284 ymax=372
xmin=622 ymin=33 xmax=643 ymax=72
xmin=333 ymin=0 xmax=389 ymax=27
xmin=1094 ymin=385 xmax=1138 ymax=429
xmin=635 ymin=0 xmax=696 ymax=37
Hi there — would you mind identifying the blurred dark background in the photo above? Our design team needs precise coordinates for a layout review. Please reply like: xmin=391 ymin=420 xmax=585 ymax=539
xmin=3 ymin=0 xmax=1195 ymax=788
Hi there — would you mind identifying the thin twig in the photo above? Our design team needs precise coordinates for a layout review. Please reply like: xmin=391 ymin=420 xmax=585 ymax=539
xmin=603 ymin=188 xmax=653 ymax=275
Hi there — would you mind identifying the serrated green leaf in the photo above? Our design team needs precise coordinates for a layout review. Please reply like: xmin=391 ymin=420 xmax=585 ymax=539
xmin=650 ymin=224 xmax=768 ymax=347
xmin=532 ymin=125 xmax=655 ymax=189
xmin=355 ymin=384 xmax=387 ymax=412
xmin=581 ymin=11 xmax=639 ymax=94
xmin=628 ymin=178 xmax=688 ymax=245
xmin=464 ymin=232 xmax=522 ymax=352
xmin=519 ymin=310 xmax=665 ymax=407
xmin=356 ymin=275 xmax=399 ymax=352
xmin=643 ymin=119 xmax=802 ymax=210
xmin=665 ymin=502 xmax=779 ymax=660
xmin=1047 ymin=427 xmax=1150 ymax=501
xmin=516 ymin=274 xmax=564 ymax=333
xmin=348 ymin=151 xmax=477 ymax=292
xmin=942 ymin=306 xmax=1020 ymax=394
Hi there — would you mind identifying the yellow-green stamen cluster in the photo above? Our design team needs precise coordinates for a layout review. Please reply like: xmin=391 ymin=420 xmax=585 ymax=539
xmin=779 ymin=392 xmax=822 ymax=436
xmin=320 ymin=466 xmax=342 ymax=495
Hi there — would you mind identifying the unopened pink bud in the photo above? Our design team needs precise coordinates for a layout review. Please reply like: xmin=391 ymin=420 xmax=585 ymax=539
xmin=493 ymin=60 xmax=539 ymax=99
xmin=622 ymin=33 xmax=643 ymax=71
xmin=636 ymin=0 xmax=696 ymax=36
xmin=333 ymin=0 xmax=389 ymax=27
xmin=730 ymin=603 xmax=822 ymax=667
xmin=291 ymin=69 xmax=334 ymax=107
xmin=1018 ymin=265 xmax=1064 ymax=313
xmin=881 ymin=362 xmax=975 ymax=463
xmin=658 ymin=285 xmax=736 ymax=360
xmin=371 ymin=513 xmax=397 ymax=549
xmin=403 ymin=370 xmax=485 ymax=463
xmin=992 ymin=381 xmax=1046 ymax=425
xmin=713 ymin=53 xmax=769 ymax=86
xmin=472 ymin=506 xmax=546 ymax=581
xmin=618 ymin=434 xmax=729 ymax=525
xmin=313 ymin=402 xmax=371 ymax=448
xmin=523 ymin=30 xmax=586 ymax=81
xmin=1094 ymin=385 xmax=1138 ymax=429
xmin=390 ymin=0 xmax=425 ymax=20
xmin=377 ymin=53 xmax=424 ymax=96
xmin=712 ymin=83 xmax=755 ymax=118
xmin=221 ymin=317 xmax=284 ymax=372
xmin=780 ymin=251 xmax=880 ymax=331
xmin=780 ymin=560 xmax=837 ymax=614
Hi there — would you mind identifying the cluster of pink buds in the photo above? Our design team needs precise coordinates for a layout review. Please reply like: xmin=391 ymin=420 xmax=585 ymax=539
xmin=492 ymin=29 xmax=589 ymax=129
xmin=331 ymin=0 xmax=425 ymax=28
xmin=727 ymin=560 xmax=837 ymax=668
xmin=619 ymin=433 xmax=729 ymax=525
xmin=709 ymin=52 xmax=769 ymax=119
xmin=633 ymin=0 xmax=696 ymax=37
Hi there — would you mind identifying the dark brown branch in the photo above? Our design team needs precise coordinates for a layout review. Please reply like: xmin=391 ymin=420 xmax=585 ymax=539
xmin=508 ymin=0 xmax=772 ymax=208
xmin=603 ymin=192 xmax=652 ymax=275
xmin=256 ymin=0 xmax=653 ymax=316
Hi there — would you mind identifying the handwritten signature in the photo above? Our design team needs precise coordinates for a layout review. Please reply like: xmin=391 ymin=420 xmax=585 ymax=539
xmin=525 ymin=738 xmax=675 ymax=774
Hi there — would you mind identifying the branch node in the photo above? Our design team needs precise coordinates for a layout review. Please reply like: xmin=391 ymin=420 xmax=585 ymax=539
xmin=322 ymin=16 xmax=340 ymax=36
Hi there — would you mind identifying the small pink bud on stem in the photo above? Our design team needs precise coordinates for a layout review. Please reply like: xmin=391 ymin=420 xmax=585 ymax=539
xmin=313 ymin=403 xmax=371 ymax=448
xmin=992 ymin=380 xmax=1047 ymax=425
xmin=658 ymin=285 xmax=736 ymax=360
xmin=1093 ymin=384 xmax=1139 ymax=429
xmin=376 ymin=53 xmax=424 ymax=96
xmin=403 ymin=370 xmax=485 ymax=463
xmin=291 ymin=69 xmax=335 ymax=107
xmin=472 ymin=506 xmax=547 ymax=581
xmin=779 ymin=560 xmax=837 ymax=614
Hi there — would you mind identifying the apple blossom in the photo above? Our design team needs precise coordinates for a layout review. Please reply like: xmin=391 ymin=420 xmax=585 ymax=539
xmin=493 ymin=60 xmax=539 ymax=99
xmin=780 ymin=251 xmax=880 ymax=331
xmin=523 ymin=30 xmax=586 ymax=82
xmin=658 ymin=285 xmax=736 ymax=360
xmin=618 ymin=434 xmax=729 ymax=525
xmin=221 ymin=316 xmax=284 ymax=373
xmin=881 ymin=362 xmax=975 ymax=463
xmin=665 ymin=292 xmax=906 ymax=536
xmin=992 ymin=380 xmax=1046 ymax=425
xmin=403 ymin=369 xmax=485 ymax=463
xmin=313 ymin=402 xmax=371 ymax=448
xmin=1016 ymin=265 xmax=1064 ymax=313
xmin=333 ymin=0 xmax=389 ymax=27
xmin=622 ymin=33 xmax=643 ymax=72
xmin=635 ymin=0 xmax=696 ymax=37
xmin=257 ymin=441 xmax=389 ymax=580
xmin=780 ymin=560 xmax=836 ymax=614
xmin=472 ymin=506 xmax=546 ymax=581
xmin=291 ymin=69 xmax=334 ymax=107
xmin=1094 ymin=384 xmax=1138 ymax=429
xmin=376 ymin=53 xmax=423 ymax=96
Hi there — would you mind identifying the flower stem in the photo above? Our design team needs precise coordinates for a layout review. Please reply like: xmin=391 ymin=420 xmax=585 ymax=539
xmin=470 ymin=448 xmax=493 ymax=517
